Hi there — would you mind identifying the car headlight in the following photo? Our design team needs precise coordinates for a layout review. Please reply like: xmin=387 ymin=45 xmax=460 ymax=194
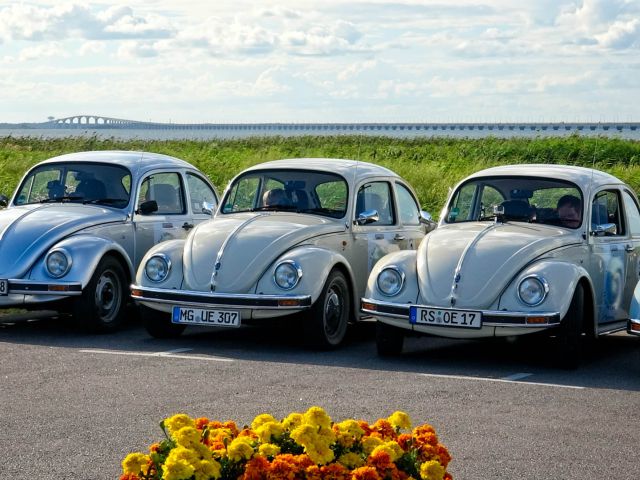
xmin=45 ymin=249 xmax=72 ymax=278
xmin=377 ymin=267 xmax=405 ymax=297
xmin=145 ymin=254 xmax=171 ymax=283
xmin=517 ymin=275 xmax=549 ymax=306
xmin=273 ymin=260 xmax=302 ymax=290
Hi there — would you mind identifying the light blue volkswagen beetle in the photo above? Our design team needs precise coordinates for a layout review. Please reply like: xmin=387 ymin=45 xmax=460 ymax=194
xmin=0 ymin=151 xmax=218 ymax=332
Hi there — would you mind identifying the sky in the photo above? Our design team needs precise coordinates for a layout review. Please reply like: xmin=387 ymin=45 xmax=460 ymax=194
xmin=0 ymin=0 xmax=639 ymax=124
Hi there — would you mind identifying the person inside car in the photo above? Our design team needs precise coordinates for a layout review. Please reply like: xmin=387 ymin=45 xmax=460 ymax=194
xmin=557 ymin=194 xmax=582 ymax=228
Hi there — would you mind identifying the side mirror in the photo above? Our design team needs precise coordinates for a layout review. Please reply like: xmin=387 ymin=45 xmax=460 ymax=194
xmin=137 ymin=200 xmax=158 ymax=215
xmin=419 ymin=210 xmax=437 ymax=232
xmin=0 ymin=194 xmax=8 ymax=208
xmin=201 ymin=201 xmax=216 ymax=216
xmin=355 ymin=209 xmax=379 ymax=226
xmin=590 ymin=222 xmax=617 ymax=236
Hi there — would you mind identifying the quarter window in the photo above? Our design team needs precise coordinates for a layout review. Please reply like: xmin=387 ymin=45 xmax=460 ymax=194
xmin=187 ymin=173 xmax=217 ymax=215
xmin=622 ymin=191 xmax=640 ymax=236
xmin=396 ymin=183 xmax=420 ymax=225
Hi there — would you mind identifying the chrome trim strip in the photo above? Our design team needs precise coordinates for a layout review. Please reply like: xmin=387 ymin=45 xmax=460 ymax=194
xmin=210 ymin=213 xmax=268 ymax=292
xmin=131 ymin=284 xmax=312 ymax=310
xmin=7 ymin=279 xmax=82 ymax=296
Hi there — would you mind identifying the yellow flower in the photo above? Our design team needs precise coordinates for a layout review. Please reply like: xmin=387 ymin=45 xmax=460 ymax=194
xmin=371 ymin=441 xmax=404 ymax=462
xmin=174 ymin=426 xmax=202 ymax=448
xmin=258 ymin=443 xmax=281 ymax=457
xmin=193 ymin=459 xmax=221 ymax=480
xmin=227 ymin=436 xmax=255 ymax=462
xmin=305 ymin=443 xmax=335 ymax=465
xmin=121 ymin=452 xmax=150 ymax=475
xmin=335 ymin=419 xmax=365 ymax=438
xmin=302 ymin=406 xmax=332 ymax=429
xmin=164 ymin=414 xmax=196 ymax=436
xmin=338 ymin=452 xmax=365 ymax=469
xmin=255 ymin=421 xmax=284 ymax=443
xmin=290 ymin=424 xmax=316 ymax=445
xmin=388 ymin=411 xmax=412 ymax=431
xmin=163 ymin=447 xmax=198 ymax=480
xmin=419 ymin=460 xmax=446 ymax=480
xmin=282 ymin=412 xmax=303 ymax=430
xmin=362 ymin=436 xmax=384 ymax=454
xmin=251 ymin=413 xmax=278 ymax=430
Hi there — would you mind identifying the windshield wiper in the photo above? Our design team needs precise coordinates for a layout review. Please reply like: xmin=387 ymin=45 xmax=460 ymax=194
xmin=40 ymin=196 xmax=83 ymax=203
xmin=251 ymin=205 xmax=299 ymax=212
xmin=299 ymin=207 xmax=344 ymax=216
xmin=83 ymin=198 xmax=128 ymax=205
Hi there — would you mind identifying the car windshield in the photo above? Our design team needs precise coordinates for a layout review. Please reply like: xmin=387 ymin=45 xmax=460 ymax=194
xmin=445 ymin=176 xmax=584 ymax=229
xmin=14 ymin=162 xmax=132 ymax=209
xmin=221 ymin=169 xmax=348 ymax=218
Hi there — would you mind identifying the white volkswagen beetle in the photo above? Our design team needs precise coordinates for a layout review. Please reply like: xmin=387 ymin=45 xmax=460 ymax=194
xmin=362 ymin=164 xmax=640 ymax=367
xmin=131 ymin=158 xmax=433 ymax=348
xmin=0 ymin=151 xmax=218 ymax=331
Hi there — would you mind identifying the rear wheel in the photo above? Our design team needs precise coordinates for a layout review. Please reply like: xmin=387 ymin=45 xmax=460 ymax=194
xmin=141 ymin=305 xmax=186 ymax=338
xmin=554 ymin=283 xmax=584 ymax=369
xmin=74 ymin=256 xmax=127 ymax=333
xmin=376 ymin=321 xmax=405 ymax=356
xmin=305 ymin=270 xmax=350 ymax=349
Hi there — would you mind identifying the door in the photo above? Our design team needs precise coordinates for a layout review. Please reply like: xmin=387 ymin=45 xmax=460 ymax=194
xmin=621 ymin=190 xmax=640 ymax=313
xmin=133 ymin=171 xmax=192 ymax=267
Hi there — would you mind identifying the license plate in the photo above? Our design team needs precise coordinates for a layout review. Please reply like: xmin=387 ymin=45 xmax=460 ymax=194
xmin=171 ymin=306 xmax=240 ymax=327
xmin=0 ymin=279 xmax=7 ymax=296
xmin=410 ymin=306 xmax=482 ymax=329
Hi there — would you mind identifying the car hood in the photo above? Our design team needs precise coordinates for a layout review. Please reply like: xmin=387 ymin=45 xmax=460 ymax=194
xmin=417 ymin=222 xmax=580 ymax=308
xmin=0 ymin=204 xmax=127 ymax=277
xmin=183 ymin=212 xmax=344 ymax=292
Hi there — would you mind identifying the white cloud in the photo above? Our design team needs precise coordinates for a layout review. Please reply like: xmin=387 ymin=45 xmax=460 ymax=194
xmin=18 ymin=42 xmax=68 ymax=61
xmin=595 ymin=18 xmax=640 ymax=48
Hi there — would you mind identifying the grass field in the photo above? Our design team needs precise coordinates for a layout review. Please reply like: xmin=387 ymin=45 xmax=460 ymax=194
xmin=1 ymin=135 xmax=639 ymax=217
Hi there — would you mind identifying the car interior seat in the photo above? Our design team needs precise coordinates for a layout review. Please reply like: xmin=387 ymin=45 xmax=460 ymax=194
xmin=500 ymin=199 xmax=532 ymax=221
xmin=75 ymin=178 xmax=107 ymax=200
xmin=153 ymin=183 xmax=181 ymax=213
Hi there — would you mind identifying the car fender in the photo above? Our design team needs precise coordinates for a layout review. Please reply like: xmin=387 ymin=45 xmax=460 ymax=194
xmin=498 ymin=259 xmax=594 ymax=321
xmin=135 ymin=239 xmax=186 ymax=289
xmin=254 ymin=246 xmax=357 ymax=310
xmin=29 ymin=234 xmax=134 ymax=289
xmin=364 ymin=249 xmax=419 ymax=304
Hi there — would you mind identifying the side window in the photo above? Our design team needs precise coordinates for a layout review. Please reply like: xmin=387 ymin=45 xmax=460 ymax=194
xmin=622 ymin=190 xmax=640 ymax=236
xmin=592 ymin=190 xmax=624 ymax=236
xmin=138 ymin=172 xmax=185 ymax=215
xmin=355 ymin=182 xmax=394 ymax=226
xmin=187 ymin=173 xmax=217 ymax=215
xmin=396 ymin=183 xmax=420 ymax=225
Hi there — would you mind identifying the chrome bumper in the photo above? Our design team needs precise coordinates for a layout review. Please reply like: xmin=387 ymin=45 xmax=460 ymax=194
xmin=628 ymin=318 xmax=640 ymax=336
xmin=2 ymin=279 xmax=82 ymax=296
xmin=361 ymin=297 xmax=561 ymax=328
xmin=131 ymin=284 xmax=312 ymax=310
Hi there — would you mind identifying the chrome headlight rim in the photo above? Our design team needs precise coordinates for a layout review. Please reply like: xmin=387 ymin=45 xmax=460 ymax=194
xmin=376 ymin=266 xmax=406 ymax=297
xmin=273 ymin=260 xmax=303 ymax=290
xmin=45 ymin=248 xmax=72 ymax=278
xmin=517 ymin=274 xmax=549 ymax=307
xmin=144 ymin=253 xmax=172 ymax=283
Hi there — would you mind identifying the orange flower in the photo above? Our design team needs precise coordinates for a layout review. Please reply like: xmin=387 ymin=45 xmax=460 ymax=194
xmin=238 ymin=428 xmax=259 ymax=440
xmin=413 ymin=425 xmax=438 ymax=446
xmin=435 ymin=445 xmax=452 ymax=469
xmin=306 ymin=463 xmax=351 ymax=480
xmin=351 ymin=466 xmax=381 ymax=480
xmin=241 ymin=456 xmax=270 ymax=480
xmin=370 ymin=419 xmax=396 ymax=440
xmin=367 ymin=450 xmax=405 ymax=480
xmin=397 ymin=434 xmax=413 ymax=451
xmin=149 ymin=443 xmax=161 ymax=453
xmin=224 ymin=421 xmax=240 ymax=436
xmin=195 ymin=417 xmax=210 ymax=430
xmin=357 ymin=420 xmax=372 ymax=436
xmin=267 ymin=454 xmax=315 ymax=480
xmin=119 ymin=474 xmax=140 ymax=480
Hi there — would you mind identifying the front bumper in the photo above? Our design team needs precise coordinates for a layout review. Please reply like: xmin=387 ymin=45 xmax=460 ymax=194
xmin=628 ymin=318 xmax=640 ymax=336
xmin=361 ymin=297 xmax=561 ymax=337
xmin=0 ymin=279 xmax=82 ymax=306
xmin=131 ymin=284 xmax=312 ymax=315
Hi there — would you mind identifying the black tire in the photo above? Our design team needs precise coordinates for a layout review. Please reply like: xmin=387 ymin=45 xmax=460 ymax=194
xmin=141 ymin=305 xmax=186 ymax=339
xmin=305 ymin=270 xmax=350 ymax=349
xmin=73 ymin=255 xmax=127 ymax=333
xmin=554 ymin=283 xmax=584 ymax=369
xmin=376 ymin=321 xmax=404 ymax=356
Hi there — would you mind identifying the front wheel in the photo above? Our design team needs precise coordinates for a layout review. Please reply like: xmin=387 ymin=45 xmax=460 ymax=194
xmin=305 ymin=270 xmax=350 ymax=349
xmin=74 ymin=255 xmax=127 ymax=333
xmin=141 ymin=305 xmax=186 ymax=339
xmin=376 ymin=321 xmax=405 ymax=356
xmin=553 ymin=283 xmax=584 ymax=369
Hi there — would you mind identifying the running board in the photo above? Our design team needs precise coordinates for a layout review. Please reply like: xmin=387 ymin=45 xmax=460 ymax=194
xmin=597 ymin=320 xmax=628 ymax=336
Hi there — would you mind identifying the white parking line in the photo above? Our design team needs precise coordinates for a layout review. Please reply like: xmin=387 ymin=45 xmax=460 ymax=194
xmin=418 ymin=373 xmax=584 ymax=389
xmin=79 ymin=348 xmax=234 ymax=362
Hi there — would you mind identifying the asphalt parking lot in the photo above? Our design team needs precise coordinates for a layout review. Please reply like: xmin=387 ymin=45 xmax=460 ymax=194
xmin=1 ymin=311 xmax=639 ymax=480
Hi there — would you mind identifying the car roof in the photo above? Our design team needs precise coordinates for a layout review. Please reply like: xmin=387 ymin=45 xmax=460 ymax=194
xmin=467 ymin=164 xmax=624 ymax=188
xmin=241 ymin=158 xmax=401 ymax=181
xmin=36 ymin=150 xmax=196 ymax=174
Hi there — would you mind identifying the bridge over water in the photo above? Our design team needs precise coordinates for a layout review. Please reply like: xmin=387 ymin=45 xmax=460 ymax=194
xmin=7 ymin=115 xmax=640 ymax=134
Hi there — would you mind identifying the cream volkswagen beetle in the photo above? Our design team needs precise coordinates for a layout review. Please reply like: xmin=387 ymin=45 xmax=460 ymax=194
xmin=131 ymin=158 xmax=433 ymax=348
xmin=0 ymin=151 xmax=218 ymax=332
xmin=362 ymin=164 xmax=640 ymax=367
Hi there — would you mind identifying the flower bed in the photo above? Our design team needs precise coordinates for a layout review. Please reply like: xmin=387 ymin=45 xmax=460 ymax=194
xmin=120 ymin=406 xmax=452 ymax=480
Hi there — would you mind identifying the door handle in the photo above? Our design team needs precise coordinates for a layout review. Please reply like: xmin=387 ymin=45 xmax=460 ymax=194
xmin=393 ymin=234 xmax=406 ymax=241
xmin=625 ymin=244 xmax=635 ymax=252
xmin=182 ymin=222 xmax=194 ymax=231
